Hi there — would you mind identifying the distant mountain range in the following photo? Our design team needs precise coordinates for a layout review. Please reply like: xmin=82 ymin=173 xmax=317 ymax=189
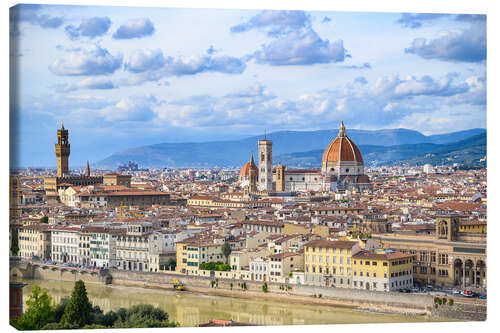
xmin=97 ymin=128 xmax=486 ymax=168
xmin=274 ymin=133 xmax=486 ymax=168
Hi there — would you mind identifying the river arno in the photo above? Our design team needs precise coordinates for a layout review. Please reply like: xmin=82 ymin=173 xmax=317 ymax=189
xmin=19 ymin=279 xmax=444 ymax=327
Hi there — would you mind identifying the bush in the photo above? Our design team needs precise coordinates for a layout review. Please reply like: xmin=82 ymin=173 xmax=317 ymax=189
xmin=448 ymin=299 xmax=454 ymax=306
xmin=112 ymin=304 xmax=177 ymax=328
xmin=262 ymin=283 xmax=268 ymax=293
xmin=199 ymin=262 xmax=231 ymax=271
xmin=434 ymin=304 xmax=438 ymax=309
xmin=82 ymin=324 xmax=108 ymax=329
xmin=318 ymin=294 xmax=322 ymax=298
xmin=41 ymin=322 xmax=79 ymax=330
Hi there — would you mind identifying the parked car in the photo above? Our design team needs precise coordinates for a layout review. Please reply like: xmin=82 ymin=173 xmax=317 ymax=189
xmin=461 ymin=290 xmax=474 ymax=297
xmin=478 ymin=295 xmax=487 ymax=299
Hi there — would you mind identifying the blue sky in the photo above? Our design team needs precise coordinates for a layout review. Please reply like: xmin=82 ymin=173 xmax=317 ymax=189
xmin=9 ymin=4 xmax=486 ymax=168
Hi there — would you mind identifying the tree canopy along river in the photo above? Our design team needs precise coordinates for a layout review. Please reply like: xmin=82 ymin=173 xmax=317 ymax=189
xmin=19 ymin=279 xmax=444 ymax=327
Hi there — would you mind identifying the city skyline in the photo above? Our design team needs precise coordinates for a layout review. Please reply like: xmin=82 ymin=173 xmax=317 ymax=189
xmin=10 ymin=4 xmax=486 ymax=167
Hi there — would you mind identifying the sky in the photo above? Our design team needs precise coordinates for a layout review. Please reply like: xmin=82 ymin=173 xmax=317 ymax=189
xmin=9 ymin=4 xmax=487 ymax=168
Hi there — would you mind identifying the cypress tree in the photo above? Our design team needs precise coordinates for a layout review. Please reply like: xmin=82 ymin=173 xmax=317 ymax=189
xmin=61 ymin=280 xmax=92 ymax=327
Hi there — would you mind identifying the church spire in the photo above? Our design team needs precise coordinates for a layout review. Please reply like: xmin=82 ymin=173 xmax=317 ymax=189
xmin=338 ymin=120 xmax=346 ymax=137
xmin=250 ymin=152 xmax=255 ymax=165
xmin=85 ymin=160 xmax=90 ymax=177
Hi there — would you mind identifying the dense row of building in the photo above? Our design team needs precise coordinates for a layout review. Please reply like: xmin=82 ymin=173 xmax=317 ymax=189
xmin=9 ymin=125 xmax=487 ymax=293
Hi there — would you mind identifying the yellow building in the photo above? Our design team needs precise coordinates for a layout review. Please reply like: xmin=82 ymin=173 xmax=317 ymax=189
xmin=102 ymin=173 xmax=132 ymax=187
xmin=176 ymin=240 xmax=224 ymax=275
xmin=18 ymin=224 xmax=52 ymax=260
xmin=459 ymin=220 xmax=486 ymax=234
xmin=304 ymin=240 xmax=360 ymax=287
xmin=352 ymin=249 xmax=414 ymax=292
xmin=187 ymin=195 xmax=215 ymax=207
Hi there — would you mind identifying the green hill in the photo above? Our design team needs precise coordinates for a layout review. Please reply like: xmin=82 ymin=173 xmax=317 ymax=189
xmin=274 ymin=133 xmax=486 ymax=168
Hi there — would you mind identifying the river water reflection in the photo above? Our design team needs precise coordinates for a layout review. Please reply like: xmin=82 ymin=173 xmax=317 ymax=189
xmin=20 ymin=279 xmax=442 ymax=327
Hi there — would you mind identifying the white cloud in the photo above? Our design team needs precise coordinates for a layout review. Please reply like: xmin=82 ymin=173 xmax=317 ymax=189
xmin=49 ymin=44 xmax=123 ymax=76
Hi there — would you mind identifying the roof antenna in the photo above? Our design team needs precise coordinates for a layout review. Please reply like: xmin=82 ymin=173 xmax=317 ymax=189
xmin=264 ymin=129 xmax=266 ymax=140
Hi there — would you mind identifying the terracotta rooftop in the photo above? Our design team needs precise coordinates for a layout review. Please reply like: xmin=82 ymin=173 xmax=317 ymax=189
xmin=305 ymin=239 xmax=358 ymax=249
xmin=352 ymin=250 xmax=414 ymax=260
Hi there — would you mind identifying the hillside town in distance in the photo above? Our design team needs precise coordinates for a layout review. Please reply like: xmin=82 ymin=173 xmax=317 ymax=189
xmin=10 ymin=121 xmax=486 ymax=302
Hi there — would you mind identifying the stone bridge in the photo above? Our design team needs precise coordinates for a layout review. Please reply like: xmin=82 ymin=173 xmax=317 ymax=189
xmin=10 ymin=260 xmax=112 ymax=284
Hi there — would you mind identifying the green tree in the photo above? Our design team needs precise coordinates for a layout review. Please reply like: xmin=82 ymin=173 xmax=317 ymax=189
xmin=166 ymin=258 xmax=176 ymax=271
xmin=10 ymin=228 xmax=19 ymax=256
xmin=61 ymin=280 xmax=93 ymax=327
xmin=113 ymin=304 xmax=177 ymax=328
xmin=222 ymin=241 xmax=232 ymax=264
xmin=53 ymin=297 xmax=70 ymax=323
xmin=39 ymin=216 xmax=49 ymax=224
xmin=12 ymin=285 xmax=55 ymax=330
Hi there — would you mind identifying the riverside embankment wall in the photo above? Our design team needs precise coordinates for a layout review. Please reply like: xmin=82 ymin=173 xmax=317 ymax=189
xmin=11 ymin=262 xmax=486 ymax=321
xmin=110 ymin=269 xmax=434 ymax=315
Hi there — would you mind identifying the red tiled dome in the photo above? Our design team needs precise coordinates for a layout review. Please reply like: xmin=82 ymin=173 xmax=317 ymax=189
xmin=322 ymin=121 xmax=363 ymax=164
xmin=240 ymin=154 xmax=258 ymax=177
